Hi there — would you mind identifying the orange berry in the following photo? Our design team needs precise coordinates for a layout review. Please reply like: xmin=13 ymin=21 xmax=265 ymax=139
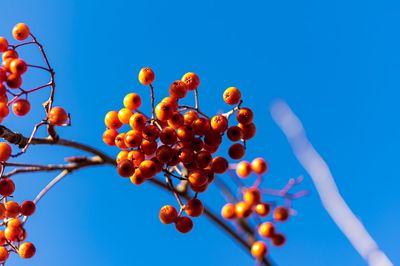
xmin=258 ymin=222 xmax=275 ymax=238
xmin=210 ymin=156 xmax=228 ymax=174
xmin=0 ymin=178 xmax=15 ymax=196
xmin=2 ymin=50 xmax=18 ymax=61
xmin=175 ymin=216 xmax=193 ymax=234
xmin=227 ymin=126 xmax=243 ymax=141
xmin=194 ymin=150 xmax=212 ymax=168
xmin=161 ymin=97 xmax=178 ymax=110
xmin=117 ymin=160 xmax=135 ymax=177
xmin=117 ymin=108 xmax=132 ymax=124
xmin=140 ymin=139 xmax=157 ymax=155
xmin=0 ymin=246 xmax=8 ymax=262
xmin=7 ymin=218 xmax=22 ymax=228
xmin=169 ymin=80 xmax=187 ymax=99
xmin=105 ymin=110 xmax=122 ymax=129
xmin=181 ymin=72 xmax=200 ymax=91
xmin=138 ymin=67 xmax=155 ymax=85
xmin=221 ymin=203 xmax=236 ymax=220
xmin=0 ymin=37 xmax=8 ymax=53
xmin=0 ymin=231 xmax=5 ymax=245
xmin=0 ymin=204 xmax=5 ymax=219
xmin=190 ymin=182 xmax=209 ymax=193
xmin=243 ymin=187 xmax=261 ymax=206
xmin=238 ymin=122 xmax=256 ymax=140
xmin=0 ymin=68 xmax=7 ymax=83
xmin=5 ymin=200 xmax=20 ymax=218
xmin=116 ymin=150 xmax=129 ymax=163
xmin=0 ymin=102 xmax=9 ymax=118
xmin=236 ymin=161 xmax=252 ymax=178
xmin=228 ymin=143 xmax=245 ymax=160
xmin=6 ymin=73 xmax=22 ymax=88
xmin=204 ymin=131 xmax=222 ymax=147
xmin=179 ymin=147 xmax=194 ymax=164
xmin=251 ymin=158 xmax=268 ymax=175
xmin=12 ymin=23 xmax=30 ymax=41
xmin=12 ymin=99 xmax=30 ymax=116
xmin=159 ymin=127 xmax=177 ymax=145
xmin=273 ymin=206 xmax=289 ymax=222
xmin=9 ymin=59 xmax=27 ymax=75
xmin=48 ymin=107 xmax=68 ymax=125
xmin=142 ymin=124 xmax=160 ymax=141
xmin=255 ymin=203 xmax=271 ymax=217
xmin=192 ymin=118 xmax=211 ymax=136
xmin=123 ymin=93 xmax=142 ymax=110
xmin=235 ymin=201 xmax=252 ymax=218
xmin=102 ymin=129 xmax=119 ymax=146
xmin=183 ymin=111 xmax=198 ymax=125
xmin=168 ymin=112 xmax=184 ymax=129
xmin=151 ymin=157 xmax=163 ymax=173
xmin=188 ymin=170 xmax=208 ymax=187
xmin=159 ymin=205 xmax=178 ymax=224
xmin=236 ymin=107 xmax=254 ymax=125
xmin=4 ymin=225 xmax=23 ymax=241
xmin=127 ymin=150 xmax=145 ymax=167
xmin=19 ymin=242 xmax=36 ymax=259
xmin=155 ymin=102 xmax=173 ymax=121
xmin=251 ymin=241 xmax=268 ymax=258
xmin=139 ymin=160 xmax=157 ymax=179
xmin=124 ymin=130 xmax=143 ymax=148
xmin=155 ymin=145 xmax=173 ymax=163
xmin=185 ymin=198 xmax=204 ymax=217
xmin=223 ymin=87 xmax=241 ymax=105
xmin=129 ymin=113 xmax=147 ymax=130
xmin=0 ymin=94 xmax=7 ymax=105
xmin=0 ymin=85 xmax=5 ymax=96
xmin=115 ymin=133 xmax=128 ymax=150
xmin=130 ymin=168 xmax=145 ymax=185
xmin=271 ymin=233 xmax=286 ymax=247
xmin=210 ymin=115 xmax=228 ymax=133
xmin=0 ymin=143 xmax=12 ymax=162
xmin=177 ymin=125 xmax=195 ymax=141
xmin=20 ymin=200 xmax=35 ymax=216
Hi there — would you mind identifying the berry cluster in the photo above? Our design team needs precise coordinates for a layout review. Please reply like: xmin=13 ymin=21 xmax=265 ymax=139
xmin=0 ymin=142 xmax=37 ymax=261
xmin=0 ymin=23 xmax=69 ymax=143
xmin=0 ymin=23 xmax=72 ymax=263
xmin=221 ymin=158 xmax=307 ymax=260
xmin=103 ymin=68 xmax=257 ymax=233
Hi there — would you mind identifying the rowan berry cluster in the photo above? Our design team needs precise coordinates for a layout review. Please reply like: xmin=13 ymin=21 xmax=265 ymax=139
xmin=0 ymin=143 xmax=37 ymax=262
xmin=221 ymin=158 xmax=307 ymax=260
xmin=103 ymin=68 xmax=257 ymax=233
xmin=0 ymin=23 xmax=72 ymax=263
xmin=0 ymin=23 xmax=69 ymax=128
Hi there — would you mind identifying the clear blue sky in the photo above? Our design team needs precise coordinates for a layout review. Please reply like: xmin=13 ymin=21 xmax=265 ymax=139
xmin=1 ymin=0 xmax=399 ymax=265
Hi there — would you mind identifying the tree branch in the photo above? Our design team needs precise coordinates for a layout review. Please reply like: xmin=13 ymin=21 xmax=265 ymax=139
xmin=0 ymin=124 xmax=272 ymax=265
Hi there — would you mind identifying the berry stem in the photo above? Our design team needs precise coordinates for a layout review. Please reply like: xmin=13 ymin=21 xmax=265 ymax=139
xmin=149 ymin=84 xmax=155 ymax=121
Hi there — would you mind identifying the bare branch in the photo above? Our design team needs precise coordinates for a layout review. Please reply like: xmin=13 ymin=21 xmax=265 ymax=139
xmin=271 ymin=99 xmax=393 ymax=266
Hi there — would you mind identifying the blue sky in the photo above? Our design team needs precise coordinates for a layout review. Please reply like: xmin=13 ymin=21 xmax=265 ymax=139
xmin=1 ymin=0 xmax=399 ymax=265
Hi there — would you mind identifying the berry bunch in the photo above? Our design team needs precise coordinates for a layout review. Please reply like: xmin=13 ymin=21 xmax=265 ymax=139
xmin=103 ymin=68 xmax=257 ymax=233
xmin=221 ymin=158 xmax=307 ymax=260
xmin=0 ymin=23 xmax=72 ymax=263
xmin=0 ymin=142 xmax=37 ymax=262
xmin=0 ymin=23 xmax=70 ymax=152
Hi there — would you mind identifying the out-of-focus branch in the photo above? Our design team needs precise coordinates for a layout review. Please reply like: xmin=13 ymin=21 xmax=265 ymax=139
xmin=271 ymin=99 xmax=393 ymax=266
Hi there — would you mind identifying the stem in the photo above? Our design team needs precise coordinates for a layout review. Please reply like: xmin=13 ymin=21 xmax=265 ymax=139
xmin=149 ymin=84 xmax=155 ymax=120
xmin=194 ymin=89 xmax=199 ymax=109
